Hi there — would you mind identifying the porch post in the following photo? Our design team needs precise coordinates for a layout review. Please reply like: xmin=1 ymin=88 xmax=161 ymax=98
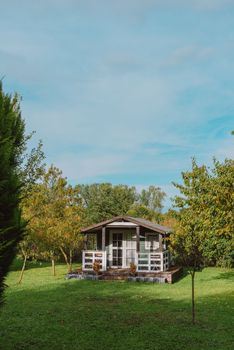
xmin=102 ymin=226 xmax=106 ymax=251
xmin=83 ymin=234 xmax=87 ymax=250
xmin=159 ymin=234 xmax=163 ymax=251
xmin=136 ymin=226 xmax=140 ymax=253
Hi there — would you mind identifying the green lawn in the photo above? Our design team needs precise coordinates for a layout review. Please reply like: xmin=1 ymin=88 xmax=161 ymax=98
xmin=0 ymin=262 xmax=233 ymax=350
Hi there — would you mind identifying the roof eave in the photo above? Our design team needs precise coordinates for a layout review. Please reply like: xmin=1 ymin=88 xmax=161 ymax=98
xmin=81 ymin=215 xmax=172 ymax=234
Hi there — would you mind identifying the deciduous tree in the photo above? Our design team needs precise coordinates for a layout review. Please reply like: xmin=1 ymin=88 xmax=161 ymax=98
xmin=79 ymin=183 xmax=137 ymax=224
xmin=138 ymin=185 xmax=166 ymax=213
xmin=170 ymin=158 xmax=234 ymax=324
xmin=22 ymin=166 xmax=83 ymax=276
xmin=128 ymin=186 xmax=166 ymax=222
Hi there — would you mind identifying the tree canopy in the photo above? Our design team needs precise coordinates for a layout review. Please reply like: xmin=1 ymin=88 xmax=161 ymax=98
xmin=22 ymin=165 xmax=83 ymax=275
xmin=79 ymin=183 xmax=137 ymax=224
xmin=172 ymin=158 xmax=234 ymax=268
xmin=170 ymin=158 xmax=234 ymax=323
xmin=79 ymin=183 xmax=166 ymax=225
xmin=128 ymin=186 xmax=166 ymax=222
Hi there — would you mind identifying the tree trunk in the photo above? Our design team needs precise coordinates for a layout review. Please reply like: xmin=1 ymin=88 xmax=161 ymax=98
xmin=51 ymin=258 xmax=56 ymax=276
xmin=60 ymin=247 xmax=70 ymax=271
xmin=18 ymin=250 xmax=27 ymax=284
xmin=69 ymin=249 xmax=73 ymax=273
xmin=191 ymin=270 xmax=196 ymax=324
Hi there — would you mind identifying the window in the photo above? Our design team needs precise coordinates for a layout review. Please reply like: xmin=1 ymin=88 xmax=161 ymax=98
xmin=145 ymin=233 xmax=159 ymax=251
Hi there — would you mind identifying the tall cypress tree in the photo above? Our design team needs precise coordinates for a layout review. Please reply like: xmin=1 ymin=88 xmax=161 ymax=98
xmin=0 ymin=83 xmax=26 ymax=305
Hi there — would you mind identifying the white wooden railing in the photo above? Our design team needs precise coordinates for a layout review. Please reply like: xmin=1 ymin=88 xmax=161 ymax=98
xmin=136 ymin=250 xmax=169 ymax=272
xmin=82 ymin=250 xmax=107 ymax=272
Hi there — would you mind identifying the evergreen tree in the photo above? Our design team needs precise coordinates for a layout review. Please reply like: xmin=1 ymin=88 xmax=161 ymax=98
xmin=0 ymin=83 xmax=26 ymax=304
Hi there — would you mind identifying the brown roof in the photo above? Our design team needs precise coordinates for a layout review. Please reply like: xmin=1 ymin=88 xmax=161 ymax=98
xmin=81 ymin=215 xmax=172 ymax=234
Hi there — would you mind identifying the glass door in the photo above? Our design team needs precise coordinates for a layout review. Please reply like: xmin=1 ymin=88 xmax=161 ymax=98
xmin=112 ymin=233 xmax=123 ymax=267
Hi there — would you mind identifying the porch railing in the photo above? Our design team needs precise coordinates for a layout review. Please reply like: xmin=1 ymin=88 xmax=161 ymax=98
xmin=136 ymin=250 xmax=170 ymax=272
xmin=82 ymin=250 xmax=107 ymax=272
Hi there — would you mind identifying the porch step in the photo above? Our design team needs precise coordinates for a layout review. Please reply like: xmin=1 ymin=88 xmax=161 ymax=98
xmin=128 ymin=276 xmax=166 ymax=283
xmin=66 ymin=266 xmax=183 ymax=283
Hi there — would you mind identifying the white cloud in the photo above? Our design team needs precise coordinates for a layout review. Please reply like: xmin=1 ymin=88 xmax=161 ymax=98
xmin=162 ymin=46 xmax=214 ymax=67
xmin=54 ymin=153 xmax=129 ymax=182
xmin=1 ymin=0 xmax=233 ymax=196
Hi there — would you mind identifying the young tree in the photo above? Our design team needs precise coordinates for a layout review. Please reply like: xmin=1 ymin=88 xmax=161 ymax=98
xmin=170 ymin=215 xmax=204 ymax=324
xmin=55 ymin=184 xmax=83 ymax=272
xmin=170 ymin=161 xmax=209 ymax=324
xmin=17 ymin=228 xmax=37 ymax=284
xmin=22 ymin=166 xmax=83 ymax=276
xmin=170 ymin=158 xmax=234 ymax=324
xmin=0 ymin=83 xmax=26 ymax=304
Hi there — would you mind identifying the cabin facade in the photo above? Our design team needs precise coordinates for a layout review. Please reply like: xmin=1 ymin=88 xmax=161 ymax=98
xmin=81 ymin=216 xmax=171 ymax=273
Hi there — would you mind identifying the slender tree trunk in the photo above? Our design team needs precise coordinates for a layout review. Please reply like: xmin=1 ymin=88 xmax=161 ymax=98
xmin=18 ymin=250 xmax=27 ymax=284
xmin=60 ymin=247 xmax=70 ymax=271
xmin=69 ymin=249 xmax=73 ymax=273
xmin=191 ymin=270 xmax=196 ymax=324
xmin=51 ymin=258 xmax=56 ymax=276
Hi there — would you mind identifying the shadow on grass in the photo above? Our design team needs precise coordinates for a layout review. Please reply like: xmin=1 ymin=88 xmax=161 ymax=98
xmin=9 ymin=259 xmax=52 ymax=272
xmin=9 ymin=259 xmax=82 ymax=272
xmin=0 ymin=278 xmax=233 ymax=350
xmin=172 ymin=267 xmax=188 ymax=283
xmin=212 ymin=270 xmax=234 ymax=281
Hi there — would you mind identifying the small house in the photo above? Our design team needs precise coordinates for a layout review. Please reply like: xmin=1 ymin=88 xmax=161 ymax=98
xmin=81 ymin=216 xmax=171 ymax=273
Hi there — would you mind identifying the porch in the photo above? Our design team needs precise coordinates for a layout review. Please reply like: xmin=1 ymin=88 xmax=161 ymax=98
xmin=82 ymin=249 xmax=170 ymax=273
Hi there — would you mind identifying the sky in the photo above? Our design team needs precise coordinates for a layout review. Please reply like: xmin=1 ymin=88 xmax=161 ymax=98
xmin=0 ymin=0 xmax=234 ymax=209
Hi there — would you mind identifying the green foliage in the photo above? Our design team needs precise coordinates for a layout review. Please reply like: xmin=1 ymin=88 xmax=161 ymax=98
xmin=1 ymin=264 xmax=233 ymax=350
xmin=161 ymin=209 xmax=178 ymax=229
xmin=79 ymin=183 xmax=166 ymax=225
xmin=127 ymin=204 xmax=162 ymax=222
xmin=20 ymin=139 xmax=46 ymax=193
xmin=171 ymin=158 xmax=234 ymax=268
xmin=138 ymin=185 xmax=166 ymax=212
xmin=22 ymin=165 xmax=83 ymax=271
xmin=128 ymin=186 xmax=166 ymax=222
xmin=0 ymin=83 xmax=26 ymax=304
xmin=79 ymin=183 xmax=137 ymax=224
xmin=170 ymin=158 xmax=234 ymax=323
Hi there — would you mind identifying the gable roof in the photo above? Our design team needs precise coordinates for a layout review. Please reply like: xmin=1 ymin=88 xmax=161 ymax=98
xmin=81 ymin=215 xmax=172 ymax=234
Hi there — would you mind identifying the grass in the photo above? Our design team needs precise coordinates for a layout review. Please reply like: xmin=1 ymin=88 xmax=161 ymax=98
xmin=0 ymin=262 xmax=233 ymax=350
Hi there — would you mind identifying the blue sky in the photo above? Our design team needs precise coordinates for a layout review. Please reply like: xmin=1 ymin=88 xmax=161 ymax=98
xmin=1 ymin=0 xmax=234 ymax=208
